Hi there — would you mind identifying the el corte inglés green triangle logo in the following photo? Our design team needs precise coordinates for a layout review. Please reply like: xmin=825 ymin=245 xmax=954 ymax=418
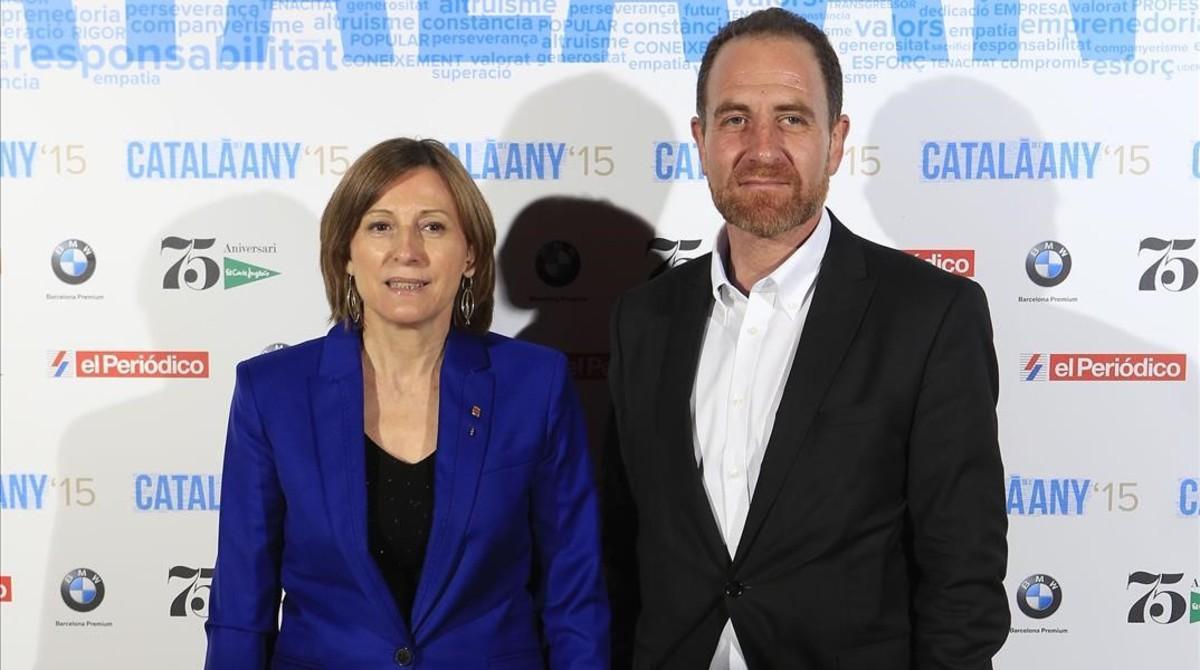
xmin=224 ymin=257 xmax=280 ymax=289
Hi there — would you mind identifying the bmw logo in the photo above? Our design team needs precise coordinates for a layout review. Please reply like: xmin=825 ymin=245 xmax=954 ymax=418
xmin=1025 ymin=240 xmax=1071 ymax=287
xmin=60 ymin=568 xmax=105 ymax=613
xmin=535 ymin=240 xmax=581 ymax=288
xmin=1016 ymin=573 xmax=1061 ymax=619
xmin=52 ymin=239 xmax=97 ymax=285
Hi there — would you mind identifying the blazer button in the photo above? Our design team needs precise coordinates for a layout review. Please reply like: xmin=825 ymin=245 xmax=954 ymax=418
xmin=724 ymin=580 xmax=744 ymax=598
xmin=394 ymin=646 xmax=414 ymax=666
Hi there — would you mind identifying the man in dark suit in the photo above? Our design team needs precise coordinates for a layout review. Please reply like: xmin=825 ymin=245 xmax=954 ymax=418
xmin=605 ymin=9 xmax=1009 ymax=669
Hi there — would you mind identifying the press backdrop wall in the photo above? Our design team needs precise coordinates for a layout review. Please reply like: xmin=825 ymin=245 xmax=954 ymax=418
xmin=1 ymin=0 xmax=1197 ymax=667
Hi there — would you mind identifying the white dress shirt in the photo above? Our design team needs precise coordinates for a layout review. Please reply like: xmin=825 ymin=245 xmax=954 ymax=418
xmin=691 ymin=209 xmax=831 ymax=670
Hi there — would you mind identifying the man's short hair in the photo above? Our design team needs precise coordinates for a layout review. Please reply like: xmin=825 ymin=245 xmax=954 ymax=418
xmin=696 ymin=8 xmax=844 ymax=128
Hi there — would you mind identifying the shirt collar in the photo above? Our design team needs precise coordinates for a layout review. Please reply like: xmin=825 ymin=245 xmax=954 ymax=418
xmin=709 ymin=208 xmax=832 ymax=321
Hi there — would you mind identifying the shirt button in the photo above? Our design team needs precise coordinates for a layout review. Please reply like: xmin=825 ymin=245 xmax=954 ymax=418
xmin=724 ymin=580 xmax=745 ymax=598
xmin=394 ymin=646 xmax=414 ymax=666
xmin=733 ymin=396 xmax=744 ymax=407
xmin=747 ymin=326 xmax=759 ymax=336
xmin=727 ymin=465 xmax=742 ymax=478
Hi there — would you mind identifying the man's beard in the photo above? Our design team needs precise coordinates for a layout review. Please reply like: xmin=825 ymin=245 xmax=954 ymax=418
xmin=710 ymin=165 xmax=829 ymax=239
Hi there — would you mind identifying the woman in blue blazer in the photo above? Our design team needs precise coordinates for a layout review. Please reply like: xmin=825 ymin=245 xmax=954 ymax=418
xmin=204 ymin=138 xmax=609 ymax=669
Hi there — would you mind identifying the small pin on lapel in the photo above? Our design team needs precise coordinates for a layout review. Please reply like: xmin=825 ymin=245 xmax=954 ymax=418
xmin=471 ymin=405 xmax=482 ymax=418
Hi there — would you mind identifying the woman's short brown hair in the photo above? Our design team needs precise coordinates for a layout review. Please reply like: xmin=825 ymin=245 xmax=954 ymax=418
xmin=319 ymin=138 xmax=496 ymax=333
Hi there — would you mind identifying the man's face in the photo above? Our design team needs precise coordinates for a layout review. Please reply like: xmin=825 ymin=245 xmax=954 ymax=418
xmin=692 ymin=36 xmax=849 ymax=239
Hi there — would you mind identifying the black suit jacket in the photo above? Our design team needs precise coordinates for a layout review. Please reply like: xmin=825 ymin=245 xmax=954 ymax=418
xmin=605 ymin=213 xmax=1009 ymax=669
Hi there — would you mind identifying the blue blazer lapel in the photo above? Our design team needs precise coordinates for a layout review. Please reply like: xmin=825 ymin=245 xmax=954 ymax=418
xmin=411 ymin=328 xmax=494 ymax=636
xmin=309 ymin=324 xmax=410 ymax=640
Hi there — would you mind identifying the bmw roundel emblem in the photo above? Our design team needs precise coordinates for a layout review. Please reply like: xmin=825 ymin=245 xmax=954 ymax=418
xmin=1025 ymin=240 xmax=1071 ymax=287
xmin=52 ymin=239 xmax=97 ymax=285
xmin=1016 ymin=573 xmax=1061 ymax=619
xmin=535 ymin=240 xmax=581 ymax=288
xmin=60 ymin=567 xmax=105 ymax=613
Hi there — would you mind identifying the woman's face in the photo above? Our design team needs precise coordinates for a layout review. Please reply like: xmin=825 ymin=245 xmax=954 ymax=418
xmin=346 ymin=167 xmax=475 ymax=333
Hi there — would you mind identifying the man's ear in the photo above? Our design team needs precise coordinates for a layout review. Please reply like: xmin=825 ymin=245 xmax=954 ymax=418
xmin=690 ymin=116 xmax=707 ymax=173
xmin=826 ymin=114 xmax=851 ymax=175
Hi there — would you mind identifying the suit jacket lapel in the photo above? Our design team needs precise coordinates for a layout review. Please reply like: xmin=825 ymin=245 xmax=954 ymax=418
xmin=733 ymin=215 xmax=877 ymax=567
xmin=657 ymin=256 xmax=729 ymax=566
xmin=309 ymin=324 xmax=410 ymax=640
xmin=411 ymin=328 xmax=493 ymax=636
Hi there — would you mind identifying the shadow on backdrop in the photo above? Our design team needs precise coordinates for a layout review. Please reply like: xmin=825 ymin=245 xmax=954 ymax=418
xmin=492 ymin=74 xmax=675 ymax=467
xmin=862 ymin=78 xmax=1198 ymax=628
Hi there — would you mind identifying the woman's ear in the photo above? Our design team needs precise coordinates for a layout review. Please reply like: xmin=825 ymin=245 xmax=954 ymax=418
xmin=464 ymin=247 xmax=476 ymax=278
